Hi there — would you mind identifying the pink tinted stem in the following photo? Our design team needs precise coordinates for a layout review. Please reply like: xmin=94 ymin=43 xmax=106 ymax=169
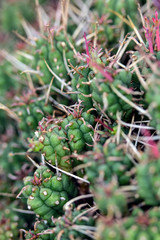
xmin=84 ymin=32 xmax=91 ymax=65
xmin=153 ymin=11 xmax=160 ymax=51
xmin=90 ymin=61 xmax=113 ymax=82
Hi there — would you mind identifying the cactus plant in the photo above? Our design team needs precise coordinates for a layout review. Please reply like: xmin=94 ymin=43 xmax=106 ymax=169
xmin=28 ymin=110 xmax=95 ymax=171
xmin=22 ymin=165 xmax=77 ymax=223
xmin=2 ymin=1 xmax=160 ymax=239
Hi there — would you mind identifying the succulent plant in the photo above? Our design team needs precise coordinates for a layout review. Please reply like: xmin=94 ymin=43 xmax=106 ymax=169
xmin=29 ymin=110 xmax=95 ymax=171
xmin=96 ymin=217 xmax=125 ymax=240
xmin=92 ymin=0 xmax=137 ymax=47
xmin=71 ymin=67 xmax=93 ymax=111
xmin=145 ymin=72 xmax=160 ymax=131
xmin=0 ymin=204 xmax=20 ymax=240
xmin=91 ymin=70 xmax=134 ymax=120
xmin=25 ymin=220 xmax=55 ymax=240
xmin=12 ymin=92 xmax=53 ymax=138
xmin=85 ymin=142 xmax=133 ymax=186
xmin=137 ymin=153 xmax=160 ymax=205
xmin=21 ymin=30 xmax=77 ymax=89
xmin=125 ymin=207 xmax=160 ymax=240
xmin=71 ymin=60 xmax=135 ymax=120
xmin=0 ymin=216 xmax=19 ymax=240
xmin=93 ymin=179 xmax=127 ymax=217
xmin=54 ymin=206 xmax=96 ymax=240
xmin=97 ymin=207 xmax=160 ymax=240
xmin=22 ymin=165 xmax=77 ymax=223
xmin=2 ymin=1 xmax=160 ymax=239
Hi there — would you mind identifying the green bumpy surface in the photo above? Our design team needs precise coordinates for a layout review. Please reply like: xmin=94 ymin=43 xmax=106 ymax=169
xmin=125 ymin=208 xmax=160 ymax=240
xmin=0 ymin=219 xmax=18 ymax=240
xmin=54 ymin=207 xmax=96 ymax=240
xmin=23 ymin=166 xmax=77 ymax=223
xmin=91 ymin=70 xmax=133 ymax=120
xmin=71 ymin=69 xmax=134 ymax=120
xmin=0 ymin=207 xmax=19 ymax=240
xmin=137 ymin=156 xmax=160 ymax=206
xmin=28 ymin=30 xmax=76 ymax=88
xmin=29 ymin=112 xmax=94 ymax=171
xmin=96 ymin=218 xmax=125 ymax=240
xmin=85 ymin=142 xmax=133 ymax=186
xmin=92 ymin=0 xmax=137 ymax=47
xmin=25 ymin=221 xmax=55 ymax=240
xmin=14 ymin=98 xmax=53 ymax=138
xmin=94 ymin=180 xmax=127 ymax=216
xmin=145 ymin=74 xmax=160 ymax=131
xmin=71 ymin=67 xmax=93 ymax=111
xmin=97 ymin=207 xmax=160 ymax=240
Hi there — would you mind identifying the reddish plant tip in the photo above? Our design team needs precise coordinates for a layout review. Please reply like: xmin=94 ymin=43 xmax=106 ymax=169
xmin=144 ymin=16 xmax=154 ymax=54
xmin=32 ymin=174 xmax=42 ymax=186
xmin=141 ymin=129 xmax=160 ymax=159
xmin=95 ymin=118 xmax=113 ymax=131
xmin=38 ymin=122 xmax=44 ymax=131
xmin=152 ymin=11 xmax=160 ymax=51
xmin=84 ymin=32 xmax=91 ymax=65
xmin=90 ymin=61 xmax=113 ymax=82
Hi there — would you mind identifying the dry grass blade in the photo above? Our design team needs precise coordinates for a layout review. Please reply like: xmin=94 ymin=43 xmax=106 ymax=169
xmin=121 ymin=131 xmax=141 ymax=160
xmin=0 ymin=103 xmax=20 ymax=122
xmin=108 ymin=9 xmax=132 ymax=27
xmin=12 ymin=208 xmax=35 ymax=214
xmin=21 ymin=19 xmax=39 ymax=41
xmin=26 ymin=154 xmax=40 ymax=168
xmin=13 ymin=31 xmax=35 ymax=46
xmin=72 ymin=206 xmax=98 ymax=223
xmin=35 ymin=0 xmax=44 ymax=34
xmin=131 ymin=57 xmax=148 ymax=90
xmin=63 ymin=49 xmax=74 ymax=78
xmin=64 ymin=194 xmax=93 ymax=210
xmin=110 ymin=84 xmax=151 ymax=118
xmin=0 ymin=50 xmax=40 ymax=74
xmin=127 ymin=16 xmax=145 ymax=45
xmin=0 ymin=192 xmax=16 ymax=197
xmin=119 ymin=119 xmax=154 ymax=130
xmin=44 ymin=59 xmax=72 ymax=91
xmin=61 ymin=0 xmax=70 ymax=31
xmin=71 ymin=226 xmax=95 ymax=239
xmin=45 ymin=160 xmax=90 ymax=184
xmin=45 ymin=77 xmax=54 ymax=105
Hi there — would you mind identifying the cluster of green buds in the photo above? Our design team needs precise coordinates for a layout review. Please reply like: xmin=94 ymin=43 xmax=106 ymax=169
xmin=71 ymin=67 xmax=135 ymax=120
xmin=92 ymin=0 xmax=137 ymax=47
xmin=28 ymin=110 xmax=94 ymax=171
xmin=137 ymin=149 xmax=160 ymax=205
xmin=0 ymin=206 xmax=19 ymax=240
xmin=3 ymin=1 xmax=160 ymax=239
xmin=74 ymin=35 xmax=137 ymax=121
xmin=92 ymin=70 xmax=135 ymax=120
xmin=71 ymin=67 xmax=93 ymax=111
xmin=0 ymin=216 xmax=18 ymax=240
xmin=22 ymin=166 xmax=77 ymax=223
xmin=96 ymin=207 xmax=160 ymax=240
xmin=21 ymin=29 xmax=77 ymax=89
xmin=25 ymin=220 xmax=55 ymax=240
xmin=85 ymin=142 xmax=133 ymax=186
xmin=145 ymin=78 xmax=160 ymax=130
xmin=145 ymin=66 xmax=160 ymax=130
xmin=96 ymin=217 xmax=126 ymax=240
xmin=12 ymin=92 xmax=53 ymax=138
xmin=54 ymin=205 xmax=96 ymax=240
xmin=0 ymin=61 xmax=17 ymax=98
xmin=94 ymin=179 xmax=127 ymax=217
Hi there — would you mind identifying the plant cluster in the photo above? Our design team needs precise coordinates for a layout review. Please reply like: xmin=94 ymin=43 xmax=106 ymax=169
xmin=1 ymin=0 xmax=160 ymax=239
